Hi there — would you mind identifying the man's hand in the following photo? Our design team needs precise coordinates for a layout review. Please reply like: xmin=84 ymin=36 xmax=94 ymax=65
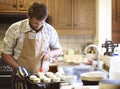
xmin=16 ymin=66 xmax=30 ymax=79
xmin=42 ymin=52 xmax=53 ymax=62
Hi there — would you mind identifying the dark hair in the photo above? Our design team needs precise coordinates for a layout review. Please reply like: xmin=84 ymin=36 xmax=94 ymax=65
xmin=28 ymin=2 xmax=48 ymax=20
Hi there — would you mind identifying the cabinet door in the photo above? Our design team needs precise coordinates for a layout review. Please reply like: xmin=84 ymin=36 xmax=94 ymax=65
xmin=112 ymin=0 xmax=120 ymax=43
xmin=0 ymin=0 xmax=17 ymax=11
xmin=73 ymin=0 xmax=96 ymax=30
xmin=48 ymin=0 xmax=72 ymax=29
xmin=18 ymin=0 xmax=48 ymax=11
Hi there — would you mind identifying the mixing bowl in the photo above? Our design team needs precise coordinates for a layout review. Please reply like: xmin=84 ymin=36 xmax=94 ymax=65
xmin=80 ymin=71 xmax=106 ymax=85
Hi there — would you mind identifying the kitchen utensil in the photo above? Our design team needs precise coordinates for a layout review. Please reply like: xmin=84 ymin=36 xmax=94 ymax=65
xmin=39 ymin=55 xmax=45 ymax=72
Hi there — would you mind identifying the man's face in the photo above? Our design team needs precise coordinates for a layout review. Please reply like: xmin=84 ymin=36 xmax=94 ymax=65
xmin=29 ymin=17 xmax=45 ymax=31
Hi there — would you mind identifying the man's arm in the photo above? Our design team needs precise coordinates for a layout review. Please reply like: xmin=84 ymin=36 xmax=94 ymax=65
xmin=42 ymin=48 xmax=62 ymax=61
xmin=1 ymin=53 xmax=19 ymax=70
xmin=50 ymin=48 xmax=62 ymax=58
xmin=2 ymin=53 xmax=31 ymax=78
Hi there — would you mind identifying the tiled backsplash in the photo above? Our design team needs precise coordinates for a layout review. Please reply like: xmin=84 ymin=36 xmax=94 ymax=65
xmin=0 ymin=24 xmax=94 ymax=53
xmin=59 ymin=35 xmax=94 ymax=52
xmin=0 ymin=24 xmax=10 ymax=41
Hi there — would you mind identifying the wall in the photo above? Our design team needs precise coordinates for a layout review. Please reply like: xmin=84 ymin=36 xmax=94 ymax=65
xmin=59 ymin=35 xmax=94 ymax=52
xmin=95 ymin=0 xmax=112 ymax=55
xmin=0 ymin=24 xmax=10 ymax=42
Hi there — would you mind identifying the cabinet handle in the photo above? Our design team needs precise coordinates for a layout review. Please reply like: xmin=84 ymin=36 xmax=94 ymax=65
xmin=20 ymin=5 xmax=23 ymax=8
xmin=12 ymin=4 xmax=16 ymax=8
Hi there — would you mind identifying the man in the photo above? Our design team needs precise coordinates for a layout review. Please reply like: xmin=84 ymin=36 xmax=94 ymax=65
xmin=1 ymin=2 xmax=62 ymax=89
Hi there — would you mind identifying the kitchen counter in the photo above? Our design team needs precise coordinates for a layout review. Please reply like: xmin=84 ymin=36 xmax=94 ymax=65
xmin=49 ymin=61 xmax=109 ymax=89
xmin=60 ymin=83 xmax=98 ymax=89
xmin=49 ymin=61 xmax=81 ymax=73
xmin=50 ymin=61 xmax=98 ymax=89
xmin=49 ymin=61 xmax=92 ymax=74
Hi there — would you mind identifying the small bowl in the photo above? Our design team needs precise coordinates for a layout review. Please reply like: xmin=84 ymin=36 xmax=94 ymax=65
xmin=80 ymin=71 xmax=105 ymax=85
xmin=66 ymin=75 xmax=77 ymax=85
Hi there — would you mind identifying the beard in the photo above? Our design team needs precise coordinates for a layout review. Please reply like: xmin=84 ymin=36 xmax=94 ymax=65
xmin=29 ymin=22 xmax=43 ymax=32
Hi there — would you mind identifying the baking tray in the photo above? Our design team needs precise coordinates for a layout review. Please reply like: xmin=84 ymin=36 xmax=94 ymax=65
xmin=25 ymin=77 xmax=66 ymax=89
xmin=26 ymin=77 xmax=65 ymax=84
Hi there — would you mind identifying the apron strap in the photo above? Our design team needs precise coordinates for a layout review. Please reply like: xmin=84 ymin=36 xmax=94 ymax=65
xmin=11 ymin=75 xmax=28 ymax=89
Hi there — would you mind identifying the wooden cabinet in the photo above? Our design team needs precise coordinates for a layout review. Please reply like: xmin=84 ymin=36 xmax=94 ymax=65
xmin=48 ymin=0 xmax=72 ymax=29
xmin=0 ymin=0 xmax=47 ymax=12
xmin=0 ymin=0 xmax=96 ymax=35
xmin=112 ymin=0 xmax=120 ymax=43
xmin=48 ymin=0 xmax=96 ymax=35
xmin=73 ymin=0 xmax=96 ymax=30
xmin=18 ymin=0 xmax=47 ymax=11
xmin=0 ymin=0 xmax=17 ymax=11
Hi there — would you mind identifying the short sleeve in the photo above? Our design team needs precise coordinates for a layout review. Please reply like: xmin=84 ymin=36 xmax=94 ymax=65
xmin=1 ymin=24 xmax=17 ymax=55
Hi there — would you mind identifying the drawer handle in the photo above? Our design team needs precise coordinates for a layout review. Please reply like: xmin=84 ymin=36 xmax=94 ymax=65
xmin=20 ymin=5 xmax=23 ymax=8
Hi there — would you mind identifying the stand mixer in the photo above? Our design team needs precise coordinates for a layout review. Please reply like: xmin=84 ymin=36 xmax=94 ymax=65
xmin=102 ymin=40 xmax=118 ymax=56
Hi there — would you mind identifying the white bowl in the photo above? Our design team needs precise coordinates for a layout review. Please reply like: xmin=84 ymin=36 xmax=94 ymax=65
xmin=80 ymin=71 xmax=105 ymax=85
xmin=81 ymin=71 xmax=105 ymax=81
xmin=66 ymin=75 xmax=77 ymax=85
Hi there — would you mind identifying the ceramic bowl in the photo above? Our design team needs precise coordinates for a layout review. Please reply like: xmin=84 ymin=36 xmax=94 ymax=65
xmin=80 ymin=71 xmax=105 ymax=85
xmin=66 ymin=75 xmax=77 ymax=85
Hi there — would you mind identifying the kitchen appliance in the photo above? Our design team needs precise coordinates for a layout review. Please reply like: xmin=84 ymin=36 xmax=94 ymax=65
xmin=109 ymin=56 xmax=120 ymax=80
xmin=0 ymin=59 xmax=12 ymax=89
xmin=0 ymin=60 xmax=12 ymax=74
xmin=102 ymin=40 xmax=118 ymax=56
